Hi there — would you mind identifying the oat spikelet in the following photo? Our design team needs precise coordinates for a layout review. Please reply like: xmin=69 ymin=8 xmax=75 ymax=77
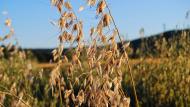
xmin=77 ymin=90 xmax=85 ymax=105
xmin=87 ymin=0 xmax=96 ymax=6
xmin=5 ymin=18 xmax=11 ymax=27
xmin=64 ymin=1 xmax=72 ymax=10
xmin=103 ymin=14 xmax=111 ymax=27
xmin=57 ymin=3 xmax=62 ymax=13
xmin=96 ymin=0 xmax=106 ymax=14
xmin=64 ymin=90 xmax=72 ymax=98
xmin=59 ymin=17 xmax=66 ymax=30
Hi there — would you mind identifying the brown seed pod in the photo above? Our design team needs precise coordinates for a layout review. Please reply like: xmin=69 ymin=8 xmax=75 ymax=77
xmin=57 ymin=3 xmax=62 ymax=13
xmin=96 ymin=0 xmax=106 ymax=14
xmin=64 ymin=1 xmax=72 ymax=10
xmin=67 ymin=12 xmax=76 ymax=20
xmin=103 ymin=14 xmax=111 ymax=27
xmin=59 ymin=17 xmax=66 ymax=30
xmin=72 ymin=24 xmax=79 ymax=32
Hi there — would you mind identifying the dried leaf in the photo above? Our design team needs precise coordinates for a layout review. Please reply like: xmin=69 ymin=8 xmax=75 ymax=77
xmin=96 ymin=0 xmax=106 ymax=14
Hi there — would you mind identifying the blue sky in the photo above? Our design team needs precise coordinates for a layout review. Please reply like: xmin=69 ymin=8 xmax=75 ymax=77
xmin=0 ymin=0 xmax=190 ymax=48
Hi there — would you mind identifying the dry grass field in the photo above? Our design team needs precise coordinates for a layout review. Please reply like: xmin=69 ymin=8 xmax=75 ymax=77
xmin=36 ymin=58 xmax=166 ymax=69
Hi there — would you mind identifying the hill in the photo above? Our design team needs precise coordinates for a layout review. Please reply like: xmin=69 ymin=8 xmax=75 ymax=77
xmin=27 ymin=29 xmax=190 ymax=62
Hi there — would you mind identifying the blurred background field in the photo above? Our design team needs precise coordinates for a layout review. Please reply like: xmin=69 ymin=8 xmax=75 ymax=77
xmin=1 ymin=29 xmax=190 ymax=107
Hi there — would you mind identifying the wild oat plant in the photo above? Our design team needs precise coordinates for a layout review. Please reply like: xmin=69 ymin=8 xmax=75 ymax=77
xmin=49 ymin=0 xmax=131 ymax=106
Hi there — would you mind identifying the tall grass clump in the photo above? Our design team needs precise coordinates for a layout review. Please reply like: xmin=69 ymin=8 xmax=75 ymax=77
xmin=124 ymin=30 xmax=190 ymax=107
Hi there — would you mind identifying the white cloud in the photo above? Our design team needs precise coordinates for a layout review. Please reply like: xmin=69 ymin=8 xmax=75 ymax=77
xmin=2 ymin=11 xmax=8 ymax=15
